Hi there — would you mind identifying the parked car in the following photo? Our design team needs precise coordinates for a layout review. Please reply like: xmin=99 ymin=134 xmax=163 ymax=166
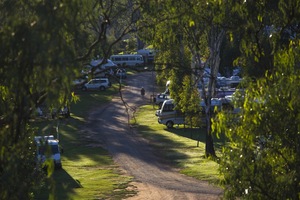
xmin=82 ymin=78 xmax=111 ymax=91
xmin=115 ymin=68 xmax=127 ymax=79
xmin=72 ymin=75 xmax=88 ymax=89
xmin=153 ymin=93 xmax=170 ymax=108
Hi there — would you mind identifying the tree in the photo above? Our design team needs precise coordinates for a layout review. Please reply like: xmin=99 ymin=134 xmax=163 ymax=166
xmin=0 ymin=0 xmax=146 ymax=198
xmin=214 ymin=46 xmax=300 ymax=199
xmin=0 ymin=1 xmax=86 ymax=198
xmin=139 ymin=0 xmax=234 ymax=157
xmin=178 ymin=75 xmax=202 ymax=128
xmin=212 ymin=0 xmax=300 ymax=198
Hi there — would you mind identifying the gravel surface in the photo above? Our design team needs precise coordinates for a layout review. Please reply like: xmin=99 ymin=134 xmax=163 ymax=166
xmin=85 ymin=72 xmax=223 ymax=200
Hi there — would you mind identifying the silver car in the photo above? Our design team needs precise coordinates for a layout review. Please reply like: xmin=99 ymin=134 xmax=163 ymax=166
xmin=82 ymin=78 xmax=111 ymax=91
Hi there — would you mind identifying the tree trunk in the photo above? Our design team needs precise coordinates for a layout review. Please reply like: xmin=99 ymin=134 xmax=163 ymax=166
xmin=205 ymin=26 xmax=225 ymax=157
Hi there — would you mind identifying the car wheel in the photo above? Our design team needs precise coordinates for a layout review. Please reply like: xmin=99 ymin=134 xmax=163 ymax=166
xmin=99 ymin=86 xmax=105 ymax=91
xmin=166 ymin=121 xmax=174 ymax=129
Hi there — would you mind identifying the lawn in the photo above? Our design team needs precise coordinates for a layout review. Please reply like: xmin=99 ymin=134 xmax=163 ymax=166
xmin=134 ymin=104 xmax=224 ymax=185
xmin=34 ymin=85 xmax=136 ymax=200
xmin=34 ymin=76 xmax=224 ymax=199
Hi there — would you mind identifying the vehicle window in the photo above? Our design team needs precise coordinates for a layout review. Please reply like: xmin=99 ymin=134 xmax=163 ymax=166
xmin=129 ymin=57 xmax=135 ymax=61
xmin=163 ymin=104 xmax=174 ymax=112
xmin=51 ymin=145 xmax=59 ymax=154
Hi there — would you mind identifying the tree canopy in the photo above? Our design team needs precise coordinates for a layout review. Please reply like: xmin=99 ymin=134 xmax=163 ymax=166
xmin=212 ymin=0 xmax=300 ymax=198
xmin=1 ymin=0 xmax=300 ymax=199
xmin=0 ymin=0 xmax=143 ymax=199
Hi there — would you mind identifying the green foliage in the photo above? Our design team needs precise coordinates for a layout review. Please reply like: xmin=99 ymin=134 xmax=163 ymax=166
xmin=0 ymin=0 xmax=87 ymax=199
xmin=228 ymin=0 xmax=300 ymax=78
xmin=213 ymin=46 xmax=300 ymax=199
xmin=0 ymin=0 xmax=147 ymax=198
xmin=178 ymin=76 xmax=202 ymax=127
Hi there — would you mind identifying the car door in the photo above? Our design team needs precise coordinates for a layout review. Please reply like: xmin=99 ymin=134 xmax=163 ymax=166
xmin=89 ymin=80 xmax=99 ymax=90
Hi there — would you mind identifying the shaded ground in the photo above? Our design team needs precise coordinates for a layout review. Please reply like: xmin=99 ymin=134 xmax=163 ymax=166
xmin=85 ymin=72 xmax=223 ymax=199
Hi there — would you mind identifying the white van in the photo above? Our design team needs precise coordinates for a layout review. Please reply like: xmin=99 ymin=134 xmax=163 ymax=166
xmin=155 ymin=99 xmax=185 ymax=128
xmin=110 ymin=54 xmax=144 ymax=67
xmin=35 ymin=135 xmax=62 ymax=169
xmin=156 ymin=98 xmax=223 ymax=128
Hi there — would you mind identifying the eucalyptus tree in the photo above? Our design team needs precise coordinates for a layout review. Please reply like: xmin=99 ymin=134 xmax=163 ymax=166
xmin=228 ymin=0 xmax=300 ymax=78
xmin=0 ymin=0 xmax=145 ymax=199
xmin=213 ymin=0 xmax=300 ymax=198
xmin=139 ymin=0 xmax=234 ymax=157
xmin=0 ymin=1 xmax=87 ymax=198
xmin=185 ymin=0 xmax=230 ymax=157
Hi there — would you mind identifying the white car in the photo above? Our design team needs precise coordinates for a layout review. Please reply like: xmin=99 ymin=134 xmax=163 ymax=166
xmin=82 ymin=78 xmax=111 ymax=91
xmin=153 ymin=93 xmax=170 ymax=108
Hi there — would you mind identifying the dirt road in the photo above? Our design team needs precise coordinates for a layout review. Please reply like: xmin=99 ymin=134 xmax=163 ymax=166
xmin=86 ymin=72 xmax=223 ymax=199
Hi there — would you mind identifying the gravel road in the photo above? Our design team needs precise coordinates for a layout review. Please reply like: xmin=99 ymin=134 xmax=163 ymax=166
xmin=85 ymin=72 xmax=223 ymax=200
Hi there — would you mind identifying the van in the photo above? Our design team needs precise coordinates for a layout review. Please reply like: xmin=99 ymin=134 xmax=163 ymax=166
xmin=156 ymin=98 xmax=223 ymax=128
xmin=35 ymin=135 xmax=62 ymax=169
xmin=110 ymin=54 xmax=144 ymax=67
xmin=155 ymin=99 xmax=185 ymax=128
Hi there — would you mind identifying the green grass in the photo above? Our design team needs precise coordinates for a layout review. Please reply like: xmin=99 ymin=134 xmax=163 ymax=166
xmin=34 ymin=84 xmax=136 ymax=200
xmin=135 ymin=105 xmax=224 ymax=185
xmin=34 ymin=74 xmax=224 ymax=199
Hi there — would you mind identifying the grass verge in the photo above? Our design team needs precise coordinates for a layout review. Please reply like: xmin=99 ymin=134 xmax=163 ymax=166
xmin=134 ymin=104 xmax=224 ymax=185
